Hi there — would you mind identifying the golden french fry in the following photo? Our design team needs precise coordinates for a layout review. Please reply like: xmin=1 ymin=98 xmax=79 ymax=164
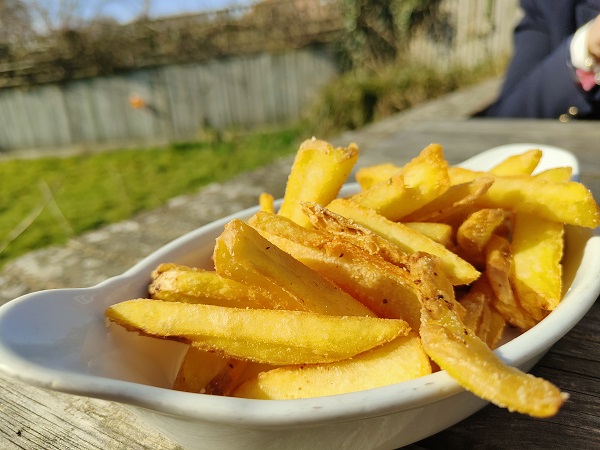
xmin=105 ymin=299 xmax=410 ymax=365
xmin=478 ymin=299 xmax=506 ymax=350
xmin=510 ymin=213 xmax=564 ymax=317
xmin=232 ymin=332 xmax=431 ymax=399
xmin=355 ymin=162 xmax=401 ymax=190
xmin=456 ymin=208 xmax=507 ymax=269
xmin=412 ymin=252 xmax=567 ymax=418
xmin=214 ymin=219 xmax=373 ymax=316
xmin=449 ymin=168 xmax=600 ymax=228
xmin=401 ymin=177 xmax=494 ymax=223
xmin=484 ymin=235 xmax=537 ymax=330
xmin=327 ymin=198 xmax=480 ymax=285
xmin=534 ymin=166 xmax=573 ymax=182
xmin=278 ymin=138 xmax=358 ymax=228
xmin=350 ymin=143 xmax=450 ymax=221
xmin=259 ymin=192 xmax=275 ymax=213
xmin=489 ymin=149 xmax=542 ymax=176
xmin=201 ymin=359 xmax=274 ymax=396
xmin=149 ymin=264 xmax=266 ymax=309
xmin=301 ymin=202 xmax=410 ymax=268
xmin=459 ymin=277 xmax=488 ymax=334
xmin=173 ymin=346 xmax=232 ymax=393
xmin=404 ymin=222 xmax=453 ymax=247
xmin=248 ymin=211 xmax=422 ymax=328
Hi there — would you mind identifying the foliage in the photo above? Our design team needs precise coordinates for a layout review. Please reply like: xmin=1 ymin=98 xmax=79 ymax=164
xmin=337 ymin=0 xmax=443 ymax=69
xmin=306 ymin=56 xmax=507 ymax=135
xmin=0 ymin=126 xmax=303 ymax=268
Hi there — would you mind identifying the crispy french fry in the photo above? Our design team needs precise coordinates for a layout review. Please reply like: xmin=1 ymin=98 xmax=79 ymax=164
xmin=214 ymin=219 xmax=374 ymax=317
xmin=105 ymin=299 xmax=410 ymax=365
xmin=401 ymin=177 xmax=494 ymax=223
xmin=355 ymin=162 xmax=401 ymax=190
xmin=327 ymin=198 xmax=480 ymax=285
xmin=259 ymin=192 xmax=275 ymax=213
xmin=301 ymin=202 xmax=410 ymax=268
xmin=248 ymin=211 xmax=422 ymax=328
xmin=350 ymin=143 xmax=450 ymax=221
xmin=278 ymin=138 xmax=358 ymax=227
xmin=510 ymin=213 xmax=564 ymax=317
xmin=478 ymin=299 xmax=506 ymax=350
xmin=459 ymin=277 xmax=488 ymax=334
xmin=459 ymin=275 xmax=505 ymax=349
xmin=404 ymin=222 xmax=453 ymax=247
xmin=232 ymin=332 xmax=431 ymax=399
xmin=173 ymin=346 xmax=232 ymax=393
xmin=412 ymin=253 xmax=567 ymax=418
xmin=534 ymin=166 xmax=573 ymax=182
xmin=449 ymin=168 xmax=600 ymax=228
xmin=489 ymin=149 xmax=542 ymax=176
xmin=149 ymin=264 xmax=266 ymax=309
xmin=201 ymin=358 xmax=274 ymax=396
xmin=485 ymin=235 xmax=537 ymax=330
xmin=456 ymin=209 xmax=507 ymax=269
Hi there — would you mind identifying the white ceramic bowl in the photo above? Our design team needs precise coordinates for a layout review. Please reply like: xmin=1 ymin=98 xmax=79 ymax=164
xmin=0 ymin=144 xmax=599 ymax=450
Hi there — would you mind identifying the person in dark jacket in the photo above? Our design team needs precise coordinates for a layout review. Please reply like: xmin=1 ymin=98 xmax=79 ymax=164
xmin=483 ymin=0 xmax=600 ymax=120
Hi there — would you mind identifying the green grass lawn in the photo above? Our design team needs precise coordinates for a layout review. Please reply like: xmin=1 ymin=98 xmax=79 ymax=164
xmin=0 ymin=127 xmax=303 ymax=268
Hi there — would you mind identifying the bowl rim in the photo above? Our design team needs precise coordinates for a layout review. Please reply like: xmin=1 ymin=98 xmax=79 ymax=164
xmin=0 ymin=143 xmax=598 ymax=428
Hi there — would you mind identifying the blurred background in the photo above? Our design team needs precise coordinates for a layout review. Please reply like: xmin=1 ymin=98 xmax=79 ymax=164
xmin=0 ymin=0 xmax=520 ymax=151
xmin=0 ymin=0 xmax=521 ymax=267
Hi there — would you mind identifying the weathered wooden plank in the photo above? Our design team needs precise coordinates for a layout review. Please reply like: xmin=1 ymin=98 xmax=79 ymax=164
xmin=0 ymin=376 xmax=181 ymax=449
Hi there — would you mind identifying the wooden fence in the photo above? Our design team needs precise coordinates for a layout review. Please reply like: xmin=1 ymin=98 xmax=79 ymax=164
xmin=0 ymin=0 xmax=521 ymax=153
xmin=0 ymin=47 xmax=338 ymax=151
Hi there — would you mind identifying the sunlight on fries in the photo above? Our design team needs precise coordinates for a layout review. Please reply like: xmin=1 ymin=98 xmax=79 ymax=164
xmin=105 ymin=138 xmax=599 ymax=418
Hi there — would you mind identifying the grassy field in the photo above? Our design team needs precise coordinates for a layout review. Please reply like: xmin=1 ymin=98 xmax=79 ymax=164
xmin=0 ymin=127 xmax=303 ymax=268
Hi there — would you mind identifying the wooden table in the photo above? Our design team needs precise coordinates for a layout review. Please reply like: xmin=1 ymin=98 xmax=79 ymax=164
xmin=0 ymin=118 xmax=599 ymax=449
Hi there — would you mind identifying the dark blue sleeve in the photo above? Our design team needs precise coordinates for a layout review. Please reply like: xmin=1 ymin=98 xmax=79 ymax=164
xmin=485 ymin=1 xmax=600 ymax=118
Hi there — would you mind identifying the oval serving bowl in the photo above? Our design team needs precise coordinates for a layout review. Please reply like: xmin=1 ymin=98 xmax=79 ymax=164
xmin=0 ymin=144 xmax=599 ymax=450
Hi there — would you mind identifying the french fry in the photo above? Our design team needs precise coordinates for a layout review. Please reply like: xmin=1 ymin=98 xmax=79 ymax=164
xmin=105 ymin=299 xmax=410 ymax=365
xmin=458 ymin=275 xmax=504 ymax=348
xmin=412 ymin=252 xmax=567 ymax=418
xmin=149 ymin=264 xmax=266 ymax=309
xmin=449 ymin=168 xmax=600 ymax=228
xmin=327 ymin=198 xmax=480 ymax=285
xmin=511 ymin=213 xmax=564 ymax=317
xmin=404 ymin=222 xmax=453 ymax=247
xmin=478 ymin=298 xmax=506 ymax=350
xmin=173 ymin=346 xmax=232 ymax=393
xmin=355 ymin=162 xmax=400 ymax=190
xmin=484 ymin=235 xmax=537 ymax=330
xmin=259 ymin=192 xmax=275 ymax=213
xmin=214 ymin=219 xmax=374 ymax=317
xmin=201 ymin=358 xmax=274 ymax=396
xmin=459 ymin=277 xmax=488 ymax=334
xmin=489 ymin=149 xmax=542 ymax=176
xmin=232 ymin=332 xmax=431 ymax=399
xmin=350 ymin=143 xmax=450 ymax=221
xmin=456 ymin=208 xmax=507 ymax=269
xmin=401 ymin=177 xmax=494 ymax=223
xmin=301 ymin=202 xmax=411 ymax=269
xmin=248 ymin=211 xmax=422 ymax=328
xmin=534 ymin=166 xmax=573 ymax=182
xmin=278 ymin=138 xmax=358 ymax=228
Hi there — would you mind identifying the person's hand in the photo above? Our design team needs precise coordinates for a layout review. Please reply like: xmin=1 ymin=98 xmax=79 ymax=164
xmin=587 ymin=14 xmax=600 ymax=61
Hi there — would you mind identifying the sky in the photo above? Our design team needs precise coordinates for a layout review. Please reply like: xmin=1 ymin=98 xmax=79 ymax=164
xmin=24 ymin=0 xmax=260 ymax=31
xmin=103 ymin=0 xmax=258 ymax=22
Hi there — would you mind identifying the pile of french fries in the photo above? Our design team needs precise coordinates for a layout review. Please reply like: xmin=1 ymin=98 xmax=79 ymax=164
xmin=106 ymin=138 xmax=600 ymax=418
